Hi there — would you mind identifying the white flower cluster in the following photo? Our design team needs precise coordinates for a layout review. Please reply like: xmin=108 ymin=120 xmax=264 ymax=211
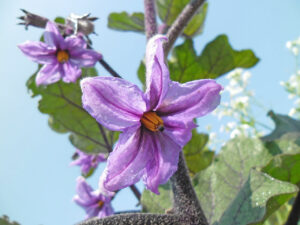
xmin=286 ymin=37 xmax=300 ymax=56
xmin=208 ymin=69 xmax=264 ymax=148
xmin=280 ymin=37 xmax=300 ymax=117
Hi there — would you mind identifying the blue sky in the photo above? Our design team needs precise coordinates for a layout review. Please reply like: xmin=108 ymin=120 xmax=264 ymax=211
xmin=0 ymin=0 xmax=300 ymax=224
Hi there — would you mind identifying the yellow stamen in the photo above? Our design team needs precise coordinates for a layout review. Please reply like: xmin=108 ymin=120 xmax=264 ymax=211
xmin=98 ymin=200 xmax=104 ymax=209
xmin=56 ymin=50 xmax=69 ymax=63
xmin=141 ymin=111 xmax=164 ymax=132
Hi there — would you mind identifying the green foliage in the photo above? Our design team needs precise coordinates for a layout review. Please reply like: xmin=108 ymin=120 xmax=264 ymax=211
xmin=141 ymin=182 xmax=173 ymax=213
xmin=262 ymin=111 xmax=300 ymax=142
xmin=156 ymin=0 xmax=208 ymax=37
xmin=169 ymin=35 xmax=259 ymax=83
xmin=54 ymin=17 xmax=65 ymax=24
xmin=261 ymin=202 xmax=292 ymax=225
xmin=183 ymin=130 xmax=214 ymax=175
xmin=108 ymin=12 xmax=144 ymax=32
xmin=141 ymin=137 xmax=299 ymax=225
xmin=0 ymin=215 xmax=20 ymax=225
xmin=26 ymin=67 xmax=115 ymax=154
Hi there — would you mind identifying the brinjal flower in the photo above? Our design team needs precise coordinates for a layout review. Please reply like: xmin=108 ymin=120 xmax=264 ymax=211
xmin=18 ymin=21 xmax=102 ymax=86
xmin=81 ymin=35 xmax=222 ymax=194
xmin=73 ymin=177 xmax=113 ymax=219
xmin=70 ymin=149 xmax=106 ymax=175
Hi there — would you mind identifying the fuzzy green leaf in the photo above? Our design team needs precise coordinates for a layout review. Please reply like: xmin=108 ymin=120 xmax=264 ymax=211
xmin=26 ymin=67 xmax=114 ymax=153
xmin=169 ymin=35 xmax=259 ymax=82
xmin=108 ymin=12 xmax=144 ymax=32
xmin=0 ymin=215 xmax=20 ymax=225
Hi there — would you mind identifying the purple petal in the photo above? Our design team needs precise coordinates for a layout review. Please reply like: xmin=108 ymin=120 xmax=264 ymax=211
xmin=161 ymin=117 xmax=196 ymax=147
xmin=73 ymin=177 xmax=95 ymax=206
xmin=69 ymin=48 xmax=102 ymax=67
xmin=157 ymin=80 xmax=222 ymax=122
xmin=98 ymin=203 xmax=114 ymax=218
xmin=65 ymin=36 xmax=87 ymax=49
xmin=145 ymin=35 xmax=170 ymax=110
xmin=36 ymin=63 xmax=61 ymax=86
xmin=81 ymin=77 xmax=147 ymax=131
xmin=144 ymin=132 xmax=181 ymax=194
xmin=18 ymin=41 xmax=56 ymax=64
xmin=44 ymin=21 xmax=66 ymax=49
xmin=62 ymin=61 xmax=82 ymax=83
xmin=103 ymin=126 xmax=153 ymax=191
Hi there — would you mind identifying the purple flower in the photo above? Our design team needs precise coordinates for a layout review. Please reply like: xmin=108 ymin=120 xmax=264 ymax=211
xmin=73 ymin=177 xmax=114 ymax=219
xmin=70 ymin=149 xmax=106 ymax=175
xmin=18 ymin=21 xmax=102 ymax=86
xmin=81 ymin=35 xmax=222 ymax=194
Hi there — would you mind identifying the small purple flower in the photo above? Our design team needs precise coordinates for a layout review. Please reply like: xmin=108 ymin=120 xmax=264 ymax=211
xmin=18 ymin=21 xmax=102 ymax=86
xmin=81 ymin=35 xmax=222 ymax=194
xmin=70 ymin=149 xmax=106 ymax=175
xmin=73 ymin=177 xmax=114 ymax=219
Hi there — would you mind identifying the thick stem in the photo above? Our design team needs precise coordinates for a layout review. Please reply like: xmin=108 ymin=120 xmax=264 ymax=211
xmin=170 ymin=152 xmax=209 ymax=225
xmin=144 ymin=0 xmax=157 ymax=40
xmin=77 ymin=213 xmax=187 ymax=225
xmin=164 ymin=0 xmax=206 ymax=55
xmin=285 ymin=191 xmax=300 ymax=225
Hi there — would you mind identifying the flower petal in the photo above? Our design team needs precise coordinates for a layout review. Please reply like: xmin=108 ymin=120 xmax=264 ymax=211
xmin=158 ymin=80 xmax=222 ymax=122
xmin=103 ymin=126 xmax=153 ymax=191
xmin=145 ymin=35 xmax=170 ymax=110
xmin=36 ymin=63 xmax=61 ymax=86
xmin=69 ymin=48 xmax=102 ymax=67
xmin=73 ymin=177 xmax=94 ymax=206
xmin=44 ymin=21 xmax=66 ymax=49
xmin=65 ymin=36 xmax=87 ymax=49
xmin=98 ymin=203 xmax=114 ymax=218
xmin=18 ymin=41 xmax=56 ymax=64
xmin=81 ymin=77 xmax=147 ymax=131
xmin=62 ymin=61 xmax=82 ymax=83
xmin=143 ymin=132 xmax=181 ymax=194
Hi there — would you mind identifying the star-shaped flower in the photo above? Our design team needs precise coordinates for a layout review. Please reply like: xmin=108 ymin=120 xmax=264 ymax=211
xmin=81 ymin=35 xmax=222 ymax=194
xmin=18 ymin=21 xmax=101 ymax=85
xmin=70 ymin=149 xmax=106 ymax=175
xmin=73 ymin=177 xmax=113 ymax=219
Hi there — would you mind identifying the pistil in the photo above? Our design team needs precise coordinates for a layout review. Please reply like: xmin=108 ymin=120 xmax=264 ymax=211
xmin=56 ymin=50 xmax=69 ymax=63
xmin=98 ymin=200 xmax=104 ymax=209
xmin=141 ymin=111 xmax=164 ymax=132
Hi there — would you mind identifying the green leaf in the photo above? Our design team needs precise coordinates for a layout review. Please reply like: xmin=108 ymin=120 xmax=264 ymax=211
xmin=193 ymin=137 xmax=297 ymax=225
xmin=218 ymin=170 xmax=297 ymax=225
xmin=54 ymin=17 xmax=65 ymax=24
xmin=156 ymin=0 xmax=208 ymax=37
xmin=183 ymin=130 xmax=214 ymax=175
xmin=27 ymin=67 xmax=114 ymax=153
xmin=137 ymin=61 xmax=146 ymax=90
xmin=169 ymin=35 xmax=259 ymax=82
xmin=0 ymin=215 xmax=20 ymax=225
xmin=262 ymin=111 xmax=300 ymax=142
xmin=108 ymin=12 xmax=144 ymax=32
xmin=141 ymin=182 xmax=172 ymax=213
xmin=261 ymin=202 xmax=292 ymax=225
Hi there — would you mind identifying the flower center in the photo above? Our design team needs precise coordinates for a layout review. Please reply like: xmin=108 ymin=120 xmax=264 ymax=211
xmin=141 ymin=111 xmax=164 ymax=132
xmin=56 ymin=50 xmax=69 ymax=63
xmin=98 ymin=200 xmax=104 ymax=209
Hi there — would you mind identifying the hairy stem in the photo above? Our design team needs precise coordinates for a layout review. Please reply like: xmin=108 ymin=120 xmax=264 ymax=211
xmin=164 ymin=0 xmax=206 ymax=55
xmin=144 ymin=0 xmax=157 ymax=40
xmin=129 ymin=185 xmax=141 ymax=201
xmin=78 ymin=213 xmax=187 ymax=225
xmin=170 ymin=152 xmax=209 ymax=225
xmin=285 ymin=191 xmax=300 ymax=225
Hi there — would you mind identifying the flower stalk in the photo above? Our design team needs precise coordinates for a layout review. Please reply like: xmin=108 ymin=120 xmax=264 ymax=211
xmin=144 ymin=0 xmax=157 ymax=40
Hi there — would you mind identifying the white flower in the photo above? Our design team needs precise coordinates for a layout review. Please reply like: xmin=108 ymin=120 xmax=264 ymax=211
xmin=292 ymin=47 xmax=299 ymax=56
xmin=286 ymin=41 xmax=292 ymax=49
xmin=289 ymin=108 xmax=296 ymax=117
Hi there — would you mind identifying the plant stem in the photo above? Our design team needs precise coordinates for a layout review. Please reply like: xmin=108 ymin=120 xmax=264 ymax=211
xmin=170 ymin=152 xmax=209 ymax=225
xmin=129 ymin=185 xmax=141 ymax=201
xmin=164 ymin=0 xmax=206 ymax=55
xmin=98 ymin=59 xmax=122 ymax=78
xmin=144 ymin=0 xmax=157 ymax=40
xmin=285 ymin=191 xmax=300 ymax=225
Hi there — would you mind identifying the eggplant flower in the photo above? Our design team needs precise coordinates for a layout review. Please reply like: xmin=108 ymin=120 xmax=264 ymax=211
xmin=18 ymin=21 xmax=102 ymax=86
xmin=81 ymin=35 xmax=222 ymax=194
xmin=70 ymin=149 xmax=106 ymax=175
xmin=73 ymin=177 xmax=113 ymax=219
